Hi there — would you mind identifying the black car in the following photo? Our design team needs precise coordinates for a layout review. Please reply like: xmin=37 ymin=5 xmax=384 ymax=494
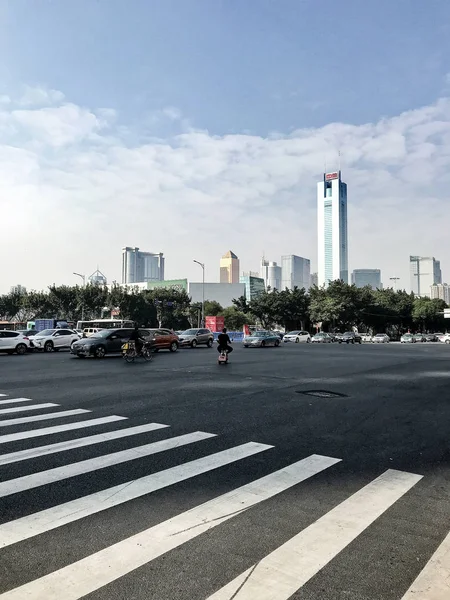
xmin=339 ymin=332 xmax=362 ymax=344
xmin=71 ymin=328 xmax=152 ymax=358
xmin=424 ymin=333 xmax=437 ymax=342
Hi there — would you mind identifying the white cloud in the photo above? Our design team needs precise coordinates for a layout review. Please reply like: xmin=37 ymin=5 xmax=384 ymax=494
xmin=19 ymin=85 xmax=65 ymax=107
xmin=0 ymin=95 xmax=11 ymax=105
xmin=0 ymin=92 xmax=450 ymax=293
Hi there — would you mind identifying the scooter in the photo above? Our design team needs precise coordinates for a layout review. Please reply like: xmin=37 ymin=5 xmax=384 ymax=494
xmin=217 ymin=348 xmax=229 ymax=365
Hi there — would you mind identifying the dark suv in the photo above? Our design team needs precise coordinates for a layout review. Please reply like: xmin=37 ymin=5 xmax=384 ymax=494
xmin=340 ymin=332 xmax=362 ymax=344
xmin=71 ymin=328 xmax=152 ymax=358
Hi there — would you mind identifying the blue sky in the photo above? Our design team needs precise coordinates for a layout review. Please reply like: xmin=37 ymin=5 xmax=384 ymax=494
xmin=1 ymin=0 xmax=450 ymax=292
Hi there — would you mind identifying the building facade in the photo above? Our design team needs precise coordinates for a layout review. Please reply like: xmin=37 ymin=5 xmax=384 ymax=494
xmin=240 ymin=274 xmax=265 ymax=301
xmin=310 ymin=272 xmax=318 ymax=287
xmin=317 ymin=171 xmax=348 ymax=287
xmin=281 ymin=255 xmax=310 ymax=291
xmin=220 ymin=251 xmax=240 ymax=284
xmin=10 ymin=284 xmax=27 ymax=294
xmin=351 ymin=269 xmax=382 ymax=289
xmin=188 ymin=282 xmax=245 ymax=307
xmin=409 ymin=256 xmax=441 ymax=297
xmin=430 ymin=283 xmax=450 ymax=304
xmin=260 ymin=259 xmax=282 ymax=291
xmin=121 ymin=247 xmax=164 ymax=284
xmin=88 ymin=269 xmax=107 ymax=285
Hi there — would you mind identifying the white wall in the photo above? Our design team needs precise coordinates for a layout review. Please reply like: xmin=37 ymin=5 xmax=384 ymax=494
xmin=189 ymin=283 xmax=246 ymax=307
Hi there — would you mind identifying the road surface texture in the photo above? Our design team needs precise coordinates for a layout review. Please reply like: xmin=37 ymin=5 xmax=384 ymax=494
xmin=0 ymin=342 xmax=448 ymax=600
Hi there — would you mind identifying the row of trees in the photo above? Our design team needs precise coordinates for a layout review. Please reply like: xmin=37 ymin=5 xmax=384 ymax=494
xmin=0 ymin=280 xmax=447 ymax=333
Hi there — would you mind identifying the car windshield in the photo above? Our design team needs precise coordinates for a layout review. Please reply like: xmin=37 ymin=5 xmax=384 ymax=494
xmin=315 ymin=333 xmax=325 ymax=337
xmin=404 ymin=334 xmax=412 ymax=337
xmin=287 ymin=331 xmax=300 ymax=335
xmin=36 ymin=329 xmax=56 ymax=336
xmin=90 ymin=329 xmax=115 ymax=338
xmin=253 ymin=332 xmax=268 ymax=337
xmin=181 ymin=329 xmax=198 ymax=335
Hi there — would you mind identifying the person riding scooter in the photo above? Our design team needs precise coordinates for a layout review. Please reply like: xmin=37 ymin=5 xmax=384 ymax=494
xmin=217 ymin=328 xmax=233 ymax=355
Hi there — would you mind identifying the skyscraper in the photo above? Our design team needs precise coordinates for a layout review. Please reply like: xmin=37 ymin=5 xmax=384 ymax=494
xmin=281 ymin=255 xmax=311 ymax=291
xmin=317 ymin=171 xmax=348 ymax=287
xmin=220 ymin=251 xmax=240 ymax=283
xmin=430 ymin=283 xmax=450 ymax=304
xmin=260 ymin=258 xmax=282 ymax=291
xmin=121 ymin=247 xmax=165 ymax=284
xmin=410 ymin=256 xmax=441 ymax=297
xmin=351 ymin=269 xmax=382 ymax=289
xmin=240 ymin=273 xmax=265 ymax=300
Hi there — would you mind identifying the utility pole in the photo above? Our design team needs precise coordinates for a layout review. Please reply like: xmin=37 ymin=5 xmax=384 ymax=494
xmin=389 ymin=276 xmax=400 ymax=292
xmin=193 ymin=260 xmax=205 ymax=327
xmin=73 ymin=272 xmax=86 ymax=320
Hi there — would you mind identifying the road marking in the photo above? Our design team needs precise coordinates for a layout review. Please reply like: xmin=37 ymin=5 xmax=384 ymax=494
xmin=0 ymin=409 xmax=90 ymax=427
xmin=0 ymin=454 xmax=340 ymax=599
xmin=0 ymin=398 xmax=33 ymax=405
xmin=0 ymin=423 xmax=169 ymax=466
xmin=0 ymin=431 xmax=216 ymax=498
xmin=401 ymin=530 xmax=450 ymax=599
xmin=0 ymin=415 xmax=127 ymax=444
xmin=0 ymin=403 xmax=59 ymax=415
xmin=206 ymin=469 xmax=423 ymax=600
xmin=0 ymin=441 xmax=275 ymax=548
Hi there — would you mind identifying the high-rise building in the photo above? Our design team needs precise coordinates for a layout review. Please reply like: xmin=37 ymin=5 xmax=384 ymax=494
xmin=88 ymin=269 xmax=107 ymax=286
xmin=281 ymin=255 xmax=310 ymax=291
xmin=121 ymin=247 xmax=164 ymax=284
xmin=430 ymin=283 xmax=450 ymax=304
xmin=410 ymin=256 xmax=441 ymax=297
xmin=10 ymin=284 xmax=26 ymax=294
xmin=317 ymin=171 xmax=348 ymax=287
xmin=310 ymin=272 xmax=318 ymax=287
xmin=240 ymin=273 xmax=265 ymax=300
xmin=351 ymin=269 xmax=382 ymax=289
xmin=260 ymin=258 xmax=282 ymax=291
xmin=220 ymin=251 xmax=240 ymax=283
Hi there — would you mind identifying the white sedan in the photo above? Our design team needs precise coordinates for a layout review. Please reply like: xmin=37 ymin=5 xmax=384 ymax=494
xmin=283 ymin=331 xmax=311 ymax=343
xmin=0 ymin=330 xmax=31 ymax=355
xmin=372 ymin=333 xmax=390 ymax=343
xmin=32 ymin=329 xmax=81 ymax=352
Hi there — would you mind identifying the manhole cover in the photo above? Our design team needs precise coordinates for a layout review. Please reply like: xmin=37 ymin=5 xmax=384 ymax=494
xmin=296 ymin=390 xmax=347 ymax=398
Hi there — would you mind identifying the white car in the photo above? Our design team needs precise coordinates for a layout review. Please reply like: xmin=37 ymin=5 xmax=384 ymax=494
xmin=0 ymin=330 xmax=31 ymax=355
xmin=283 ymin=330 xmax=311 ymax=343
xmin=32 ymin=329 xmax=81 ymax=352
xmin=438 ymin=333 xmax=450 ymax=344
xmin=360 ymin=333 xmax=373 ymax=343
xmin=372 ymin=333 xmax=390 ymax=343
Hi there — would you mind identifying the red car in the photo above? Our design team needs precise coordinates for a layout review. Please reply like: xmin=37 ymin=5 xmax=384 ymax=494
xmin=145 ymin=329 xmax=179 ymax=352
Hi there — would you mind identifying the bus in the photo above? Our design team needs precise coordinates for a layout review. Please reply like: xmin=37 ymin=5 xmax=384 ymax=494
xmin=76 ymin=319 xmax=134 ymax=331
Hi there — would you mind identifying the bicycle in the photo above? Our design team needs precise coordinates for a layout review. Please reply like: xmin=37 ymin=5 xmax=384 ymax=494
xmin=122 ymin=341 xmax=154 ymax=363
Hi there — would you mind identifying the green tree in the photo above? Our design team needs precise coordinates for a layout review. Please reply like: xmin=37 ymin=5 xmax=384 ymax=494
xmin=412 ymin=297 xmax=446 ymax=331
xmin=203 ymin=300 xmax=223 ymax=316
xmin=274 ymin=287 xmax=310 ymax=330
xmin=220 ymin=306 xmax=248 ymax=330
xmin=247 ymin=291 xmax=279 ymax=329
xmin=232 ymin=295 xmax=251 ymax=314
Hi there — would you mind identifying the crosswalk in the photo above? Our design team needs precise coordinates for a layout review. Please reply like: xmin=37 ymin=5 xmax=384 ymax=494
xmin=0 ymin=392 xmax=448 ymax=599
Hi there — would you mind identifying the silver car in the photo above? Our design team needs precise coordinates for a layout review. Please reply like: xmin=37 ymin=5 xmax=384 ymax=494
xmin=400 ymin=333 xmax=415 ymax=343
xmin=373 ymin=333 xmax=390 ymax=343
xmin=311 ymin=332 xmax=333 ymax=343
xmin=178 ymin=328 xmax=214 ymax=348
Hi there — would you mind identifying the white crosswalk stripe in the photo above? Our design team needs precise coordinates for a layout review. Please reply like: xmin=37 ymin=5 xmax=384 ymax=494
xmin=0 ymin=392 xmax=448 ymax=600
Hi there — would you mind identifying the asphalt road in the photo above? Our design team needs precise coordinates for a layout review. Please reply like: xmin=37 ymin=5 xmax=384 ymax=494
xmin=0 ymin=342 xmax=449 ymax=599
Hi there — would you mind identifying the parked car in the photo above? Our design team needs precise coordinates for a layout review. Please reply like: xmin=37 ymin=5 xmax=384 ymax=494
xmin=71 ymin=328 xmax=150 ymax=358
xmin=437 ymin=333 xmax=450 ymax=344
xmin=311 ymin=332 xmax=333 ymax=343
xmin=424 ymin=333 xmax=438 ymax=342
xmin=372 ymin=333 xmax=390 ymax=343
xmin=145 ymin=329 xmax=179 ymax=352
xmin=32 ymin=329 xmax=81 ymax=352
xmin=243 ymin=331 xmax=281 ymax=348
xmin=339 ymin=332 xmax=362 ymax=344
xmin=83 ymin=327 xmax=102 ymax=338
xmin=178 ymin=328 xmax=214 ymax=348
xmin=16 ymin=329 xmax=39 ymax=350
xmin=400 ymin=333 xmax=416 ymax=343
xmin=331 ymin=332 xmax=344 ymax=342
xmin=283 ymin=330 xmax=311 ymax=343
xmin=0 ymin=330 xmax=31 ymax=355
xmin=413 ymin=333 xmax=426 ymax=343
xmin=360 ymin=333 xmax=373 ymax=343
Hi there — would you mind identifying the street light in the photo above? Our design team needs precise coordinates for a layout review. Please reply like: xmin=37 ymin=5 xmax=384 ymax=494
xmin=73 ymin=272 xmax=86 ymax=321
xmin=193 ymin=260 xmax=205 ymax=327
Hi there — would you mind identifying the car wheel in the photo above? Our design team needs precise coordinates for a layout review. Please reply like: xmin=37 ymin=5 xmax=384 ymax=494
xmin=170 ymin=342 xmax=178 ymax=352
xmin=261 ymin=341 xmax=266 ymax=348
xmin=358 ymin=340 xmax=362 ymax=344
xmin=94 ymin=345 xmax=106 ymax=358
xmin=446 ymin=340 xmax=450 ymax=345
xmin=274 ymin=340 xmax=280 ymax=347
xmin=306 ymin=338 xmax=311 ymax=343
xmin=191 ymin=340 xmax=197 ymax=348
xmin=44 ymin=341 xmax=53 ymax=353
xmin=207 ymin=339 xmax=213 ymax=348
xmin=15 ymin=343 xmax=27 ymax=355
xmin=295 ymin=338 xmax=299 ymax=343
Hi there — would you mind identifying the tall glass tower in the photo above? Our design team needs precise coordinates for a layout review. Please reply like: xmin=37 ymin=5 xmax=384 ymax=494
xmin=317 ymin=171 xmax=348 ymax=287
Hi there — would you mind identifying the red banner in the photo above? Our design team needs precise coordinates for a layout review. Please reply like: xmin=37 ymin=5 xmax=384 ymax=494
xmin=205 ymin=316 xmax=225 ymax=332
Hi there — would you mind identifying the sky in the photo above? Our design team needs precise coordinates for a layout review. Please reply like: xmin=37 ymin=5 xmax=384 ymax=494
xmin=1 ymin=0 xmax=450 ymax=294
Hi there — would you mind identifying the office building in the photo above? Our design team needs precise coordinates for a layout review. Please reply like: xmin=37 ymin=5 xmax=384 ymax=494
xmin=240 ymin=274 xmax=265 ymax=301
xmin=10 ymin=284 xmax=26 ymax=295
xmin=351 ymin=269 xmax=382 ymax=289
xmin=260 ymin=258 xmax=282 ymax=291
xmin=189 ymin=282 xmax=245 ymax=307
xmin=281 ymin=255 xmax=311 ymax=291
xmin=410 ymin=256 xmax=441 ymax=297
xmin=310 ymin=272 xmax=318 ymax=287
xmin=220 ymin=251 xmax=240 ymax=283
xmin=317 ymin=171 xmax=348 ymax=287
xmin=430 ymin=283 xmax=450 ymax=304
xmin=121 ymin=247 xmax=164 ymax=284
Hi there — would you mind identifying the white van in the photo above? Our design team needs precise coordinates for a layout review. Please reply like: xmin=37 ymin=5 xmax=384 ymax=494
xmin=83 ymin=328 xmax=102 ymax=338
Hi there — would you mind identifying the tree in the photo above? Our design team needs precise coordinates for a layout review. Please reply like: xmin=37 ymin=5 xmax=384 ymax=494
xmin=203 ymin=301 xmax=223 ymax=316
xmin=247 ymin=291 xmax=279 ymax=329
xmin=220 ymin=307 xmax=247 ymax=331
xmin=232 ymin=295 xmax=250 ymax=314
xmin=274 ymin=287 xmax=310 ymax=331
xmin=412 ymin=297 xmax=446 ymax=331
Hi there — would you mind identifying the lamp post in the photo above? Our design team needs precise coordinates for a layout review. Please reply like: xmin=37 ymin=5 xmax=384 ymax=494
xmin=73 ymin=272 xmax=86 ymax=320
xmin=193 ymin=260 xmax=205 ymax=327
xmin=389 ymin=276 xmax=400 ymax=291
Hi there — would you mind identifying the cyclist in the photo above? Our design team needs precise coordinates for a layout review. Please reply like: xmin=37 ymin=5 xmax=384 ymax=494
xmin=129 ymin=325 xmax=144 ymax=356
xmin=217 ymin=327 xmax=233 ymax=355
